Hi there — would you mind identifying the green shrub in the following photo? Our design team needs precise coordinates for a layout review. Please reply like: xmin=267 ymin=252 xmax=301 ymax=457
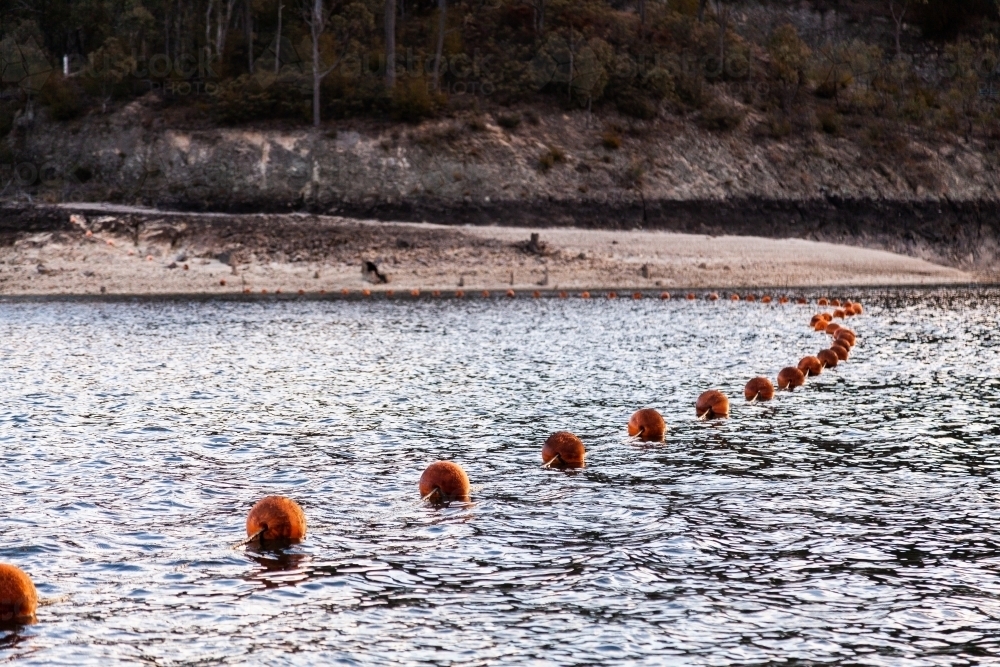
xmin=40 ymin=78 xmax=83 ymax=121
xmin=496 ymin=112 xmax=521 ymax=129
xmin=538 ymin=145 xmax=566 ymax=171
xmin=392 ymin=78 xmax=438 ymax=123
xmin=698 ymin=99 xmax=745 ymax=131
xmin=602 ymin=130 xmax=622 ymax=149
xmin=818 ymin=108 xmax=842 ymax=135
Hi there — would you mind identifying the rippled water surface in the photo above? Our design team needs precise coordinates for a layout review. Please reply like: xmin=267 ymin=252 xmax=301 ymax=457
xmin=2 ymin=288 xmax=1000 ymax=665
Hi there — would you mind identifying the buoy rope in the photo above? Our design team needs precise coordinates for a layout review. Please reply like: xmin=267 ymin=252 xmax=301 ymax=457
xmin=421 ymin=487 xmax=442 ymax=502
xmin=233 ymin=525 xmax=267 ymax=549
xmin=541 ymin=453 xmax=563 ymax=468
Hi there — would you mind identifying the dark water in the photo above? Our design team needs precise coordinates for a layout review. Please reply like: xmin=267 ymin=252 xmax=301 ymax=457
xmin=2 ymin=288 xmax=999 ymax=665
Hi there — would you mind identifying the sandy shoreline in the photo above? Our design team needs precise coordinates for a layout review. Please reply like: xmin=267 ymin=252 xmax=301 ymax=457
xmin=0 ymin=208 xmax=982 ymax=297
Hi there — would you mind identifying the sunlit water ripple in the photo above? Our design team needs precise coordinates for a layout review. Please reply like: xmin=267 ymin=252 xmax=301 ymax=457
xmin=2 ymin=288 xmax=999 ymax=665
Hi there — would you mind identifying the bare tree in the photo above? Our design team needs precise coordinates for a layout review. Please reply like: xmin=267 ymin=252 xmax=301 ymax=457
xmin=303 ymin=0 xmax=375 ymax=125
xmin=274 ymin=0 xmax=283 ymax=73
xmin=432 ymin=0 xmax=446 ymax=90
xmin=888 ymin=0 xmax=926 ymax=58
xmin=698 ymin=0 xmax=707 ymax=23
xmin=245 ymin=0 xmax=254 ymax=73
xmin=712 ymin=0 xmax=732 ymax=70
xmin=385 ymin=0 xmax=396 ymax=88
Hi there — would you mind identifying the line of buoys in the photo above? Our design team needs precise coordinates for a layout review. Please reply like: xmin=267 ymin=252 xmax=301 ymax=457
xmin=0 ymin=564 xmax=37 ymax=624
xmin=542 ymin=432 xmax=587 ymax=468
xmin=628 ymin=408 xmax=667 ymax=442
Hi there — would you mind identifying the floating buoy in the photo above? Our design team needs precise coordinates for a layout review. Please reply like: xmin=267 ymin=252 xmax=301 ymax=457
xmin=433 ymin=290 xmax=442 ymax=297
xmin=261 ymin=289 xmax=268 ymax=294
xmin=275 ymin=289 xmax=282 ymax=294
xmin=319 ymin=289 xmax=326 ymax=295
xmin=297 ymin=289 xmax=305 ymax=295
xmin=243 ymin=288 xmax=250 ymax=294
xmin=853 ymin=303 xmax=864 ymax=314
xmin=824 ymin=322 xmax=842 ymax=335
xmin=411 ymin=289 xmax=421 ymax=297
xmin=542 ymin=432 xmax=586 ymax=468
xmin=533 ymin=291 xmax=541 ymax=298
xmin=608 ymin=292 xmax=617 ymax=299
xmin=778 ymin=367 xmax=806 ymax=390
xmin=632 ymin=292 xmax=642 ymax=300
xmin=744 ymin=377 xmax=775 ymax=402
xmin=686 ymin=293 xmax=696 ymax=300
xmin=246 ymin=496 xmax=307 ymax=543
xmin=363 ymin=289 xmax=372 ymax=297
xmin=419 ymin=461 xmax=471 ymax=502
xmin=817 ymin=349 xmax=839 ymax=368
xmin=813 ymin=320 xmax=829 ymax=332
xmin=696 ymin=390 xmax=729 ymax=419
xmin=818 ymin=298 xmax=829 ymax=306
xmin=830 ymin=343 xmax=850 ymax=361
xmin=0 ymin=564 xmax=37 ymax=623
xmin=831 ymin=299 xmax=842 ymax=307
xmin=731 ymin=294 xmax=740 ymax=301
xmin=660 ymin=292 xmax=671 ymax=300
xmin=581 ymin=291 xmax=591 ymax=299
xmin=798 ymin=356 xmax=823 ymax=376
xmin=761 ymin=295 xmax=772 ymax=304
xmin=708 ymin=293 xmax=719 ymax=301
xmin=481 ymin=290 xmax=491 ymax=297
xmin=797 ymin=297 xmax=808 ymax=304
xmin=559 ymin=291 xmax=568 ymax=298
xmin=386 ymin=290 xmax=394 ymax=297
xmin=779 ymin=296 xmax=789 ymax=304
xmin=833 ymin=309 xmax=846 ymax=318
xmin=455 ymin=290 xmax=465 ymax=297
xmin=835 ymin=330 xmax=856 ymax=347
xmin=628 ymin=408 xmax=666 ymax=442
xmin=506 ymin=289 xmax=516 ymax=298
xmin=745 ymin=294 xmax=756 ymax=302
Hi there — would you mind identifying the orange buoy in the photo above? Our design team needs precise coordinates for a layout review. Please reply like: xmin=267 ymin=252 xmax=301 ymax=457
xmin=411 ymin=289 xmax=420 ymax=297
xmin=686 ymin=293 xmax=696 ymax=300
xmin=696 ymin=390 xmax=729 ymax=419
xmin=627 ymin=408 xmax=667 ymax=442
xmin=824 ymin=322 xmax=841 ymax=335
xmin=809 ymin=314 xmax=825 ymax=326
xmin=220 ymin=279 xmax=227 ymax=286
xmin=818 ymin=298 xmax=829 ymax=306
xmin=830 ymin=343 xmax=850 ymax=361
xmin=432 ymin=290 xmax=442 ymax=297
xmin=542 ymin=432 xmax=586 ymax=468
xmin=779 ymin=296 xmax=789 ymax=304
xmin=761 ymin=295 xmax=772 ymax=304
xmin=0 ymin=564 xmax=38 ymax=623
xmin=559 ymin=291 xmax=568 ymax=298
xmin=533 ymin=291 xmax=541 ymax=298
xmin=833 ymin=309 xmax=846 ymax=319
xmin=831 ymin=299 xmax=842 ymax=307
xmin=778 ymin=366 xmax=806 ymax=390
xmin=835 ymin=330 xmax=856 ymax=347
xmin=798 ymin=356 xmax=823 ymax=376
xmin=341 ymin=288 xmax=350 ymax=295
xmin=660 ymin=292 xmax=671 ymax=300
xmin=362 ymin=289 xmax=372 ymax=296
xmin=853 ymin=303 xmax=864 ymax=314
xmin=419 ymin=461 xmax=471 ymax=502
xmin=731 ymin=294 xmax=740 ymax=301
xmin=261 ymin=289 xmax=268 ymax=294
xmin=506 ymin=289 xmax=516 ymax=298
xmin=386 ymin=290 xmax=394 ymax=297
xmin=581 ymin=291 xmax=591 ymax=299
xmin=243 ymin=288 xmax=251 ymax=294
xmin=319 ymin=289 xmax=326 ymax=295
xmin=297 ymin=289 xmax=305 ymax=295
xmin=455 ymin=290 xmax=465 ymax=297
xmin=708 ymin=292 xmax=719 ymax=301
xmin=482 ymin=290 xmax=490 ymax=298
xmin=813 ymin=320 xmax=829 ymax=332
xmin=246 ymin=496 xmax=307 ymax=542
xmin=274 ymin=288 xmax=281 ymax=293
xmin=608 ymin=292 xmax=617 ymax=299
xmin=744 ymin=377 xmax=775 ymax=402
xmin=633 ymin=292 xmax=642 ymax=300
xmin=746 ymin=294 xmax=756 ymax=302
xmin=817 ymin=349 xmax=839 ymax=368
xmin=797 ymin=297 xmax=807 ymax=304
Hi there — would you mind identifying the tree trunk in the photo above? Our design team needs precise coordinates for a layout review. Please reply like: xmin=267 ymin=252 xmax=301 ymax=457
xmin=205 ymin=0 xmax=214 ymax=55
xmin=698 ymin=0 xmax=707 ymax=22
xmin=274 ymin=2 xmax=282 ymax=73
xmin=245 ymin=0 xmax=254 ymax=73
xmin=432 ymin=0 xmax=446 ymax=90
xmin=312 ymin=0 xmax=323 ymax=126
xmin=385 ymin=0 xmax=397 ymax=89
xmin=639 ymin=0 xmax=646 ymax=27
